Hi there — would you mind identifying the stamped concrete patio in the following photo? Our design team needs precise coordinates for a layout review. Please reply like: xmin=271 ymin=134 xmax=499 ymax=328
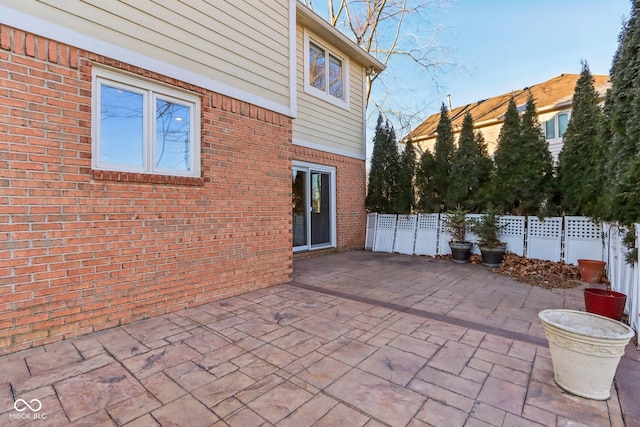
xmin=1 ymin=250 xmax=639 ymax=426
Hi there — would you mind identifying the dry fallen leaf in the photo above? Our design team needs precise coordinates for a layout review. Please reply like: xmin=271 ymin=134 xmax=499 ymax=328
xmin=440 ymin=252 xmax=584 ymax=289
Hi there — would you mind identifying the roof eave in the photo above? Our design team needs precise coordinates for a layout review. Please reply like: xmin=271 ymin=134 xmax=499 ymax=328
xmin=296 ymin=2 xmax=386 ymax=74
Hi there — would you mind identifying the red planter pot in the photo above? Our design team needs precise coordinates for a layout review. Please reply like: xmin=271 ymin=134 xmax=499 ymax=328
xmin=583 ymin=288 xmax=627 ymax=321
xmin=577 ymin=259 xmax=606 ymax=284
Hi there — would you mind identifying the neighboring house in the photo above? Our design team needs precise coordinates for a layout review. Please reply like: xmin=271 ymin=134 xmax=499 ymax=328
xmin=403 ymin=74 xmax=610 ymax=160
xmin=0 ymin=1 xmax=384 ymax=354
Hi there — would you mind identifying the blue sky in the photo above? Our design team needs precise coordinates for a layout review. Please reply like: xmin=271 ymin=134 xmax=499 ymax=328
xmin=380 ymin=0 xmax=631 ymax=131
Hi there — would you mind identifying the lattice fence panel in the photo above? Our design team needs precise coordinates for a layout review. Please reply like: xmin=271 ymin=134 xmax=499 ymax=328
xmin=415 ymin=213 xmax=439 ymax=256
xmin=393 ymin=215 xmax=417 ymax=255
xmin=438 ymin=214 xmax=453 ymax=255
xmin=438 ymin=213 xmax=474 ymax=255
xmin=563 ymin=216 xmax=603 ymax=265
xmin=467 ymin=214 xmax=483 ymax=254
xmin=498 ymin=215 xmax=525 ymax=256
xmin=372 ymin=214 xmax=396 ymax=253
xmin=365 ymin=213 xmax=377 ymax=250
xmin=526 ymin=216 xmax=562 ymax=262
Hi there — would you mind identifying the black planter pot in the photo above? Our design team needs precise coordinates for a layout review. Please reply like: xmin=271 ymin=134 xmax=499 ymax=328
xmin=479 ymin=245 xmax=506 ymax=268
xmin=449 ymin=241 xmax=473 ymax=263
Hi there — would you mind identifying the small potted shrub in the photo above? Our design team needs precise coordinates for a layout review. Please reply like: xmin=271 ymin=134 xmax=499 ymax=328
xmin=471 ymin=207 xmax=507 ymax=267
xmin=442 ymin=206 xmax=473 ymax=263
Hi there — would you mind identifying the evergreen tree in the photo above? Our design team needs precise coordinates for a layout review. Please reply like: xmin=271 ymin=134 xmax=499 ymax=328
xmin=366 ymin=115 xmax=401 ymax=213
xmin=556 ymin=62 xmax=604 ymax=216
xmin=395 ymin=139 xmax=417 ymax=213
xmin=492 ymin=96 xmax=553 ymax=215
xmin=518 ymin=95 xmax=554 ymax=215
xmin=491 ymin=97 xmax=521 ymax=213
xmin=431 ymin=103 xmax=455 ymax=212
xmin=603 ymin=0 xmax=640 ymax=225
xmin=447 ymin=113 xmax=493 ymax=212
xmin=416 ymin=150 xmax=437 ymax=212
xmin=592 ymin=90 xmax=616 ymax=220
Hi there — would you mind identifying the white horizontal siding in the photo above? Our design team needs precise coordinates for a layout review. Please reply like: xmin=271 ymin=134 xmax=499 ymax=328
xmin=293 ymin=24 xmax=365 ymax=159
xmin=3 ymin=0 xmax=292 ymax=114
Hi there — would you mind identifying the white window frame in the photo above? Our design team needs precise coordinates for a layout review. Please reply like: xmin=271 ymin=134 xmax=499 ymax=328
xmin=545 ymin=112 xmax=570 ymax=140
xmin=91 ymin=66 xmax=201 ymax=177
xmin=303 ymin=31 xmax=350 ymax=109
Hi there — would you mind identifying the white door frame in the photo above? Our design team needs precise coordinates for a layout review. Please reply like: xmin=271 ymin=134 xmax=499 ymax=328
xmin=292 ymin=160 xmax=336 ymax=252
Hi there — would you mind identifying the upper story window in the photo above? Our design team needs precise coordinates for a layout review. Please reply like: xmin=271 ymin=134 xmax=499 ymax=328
xmin=304 ymin=32 xmax=349 ymax=109
xmin=92 ymin=67 xmax=201 ymax=177
xmin=545 ymin=113 xmax=569 ymax=139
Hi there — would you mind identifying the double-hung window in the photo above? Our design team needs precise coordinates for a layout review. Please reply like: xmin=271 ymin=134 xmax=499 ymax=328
xmin=92 ymin=67 xmax=201 ymax=177
xmin=304 ymin=32 xmax=348 ymax=108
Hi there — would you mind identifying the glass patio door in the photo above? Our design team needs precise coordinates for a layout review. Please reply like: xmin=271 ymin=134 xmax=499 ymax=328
xmin=292 ymin=162 xmax=335 ymax=251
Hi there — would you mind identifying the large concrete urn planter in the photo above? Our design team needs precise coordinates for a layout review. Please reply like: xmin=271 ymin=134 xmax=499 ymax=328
xmin=538 ymin=309 xmax=634 ymax=400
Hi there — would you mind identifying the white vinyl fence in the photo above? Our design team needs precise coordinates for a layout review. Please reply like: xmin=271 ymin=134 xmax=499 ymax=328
xmin=365 ymin=213 xmax=603 ymax=263
xmin=604 ymin=223 xmax=640 ymax=348
xmin=365 ymin=213 xmax=639 ymax=347
xmin=526 ymin=217 xmax=563 ymax=262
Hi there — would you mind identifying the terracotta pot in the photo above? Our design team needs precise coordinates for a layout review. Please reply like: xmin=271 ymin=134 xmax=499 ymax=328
xmin=583 ymin=288 xmax=627 ymax=321
xmin=577 ymin=259 xmax=606 ymax=283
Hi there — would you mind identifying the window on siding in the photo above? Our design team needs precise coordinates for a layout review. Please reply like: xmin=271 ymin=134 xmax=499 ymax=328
xmin=545 ymin=118 xmax=556 ymax=139
xmin=328 ymin=54 xmax=344 ymax=100
xmin=92 ymin=68 xmax=201 ymax=177
xmin=545 ymin=112 xmax=570 ymax=140
xmin=557 ymin=113 xmax=568 ymax=137
xmin=309 ymin=42 xmax=326 ymax=92
xmin=305 ymin=34 xmax=348 ymax=108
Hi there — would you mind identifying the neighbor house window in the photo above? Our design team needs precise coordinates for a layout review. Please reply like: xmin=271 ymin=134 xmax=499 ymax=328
xmin=558 ymin=113 xmax=569 ymax=136
xmin=92 ymin=67 xmax=201 ymax=177
xmin=545 ymin=113 xmax=569 ymax=140
xmin=304 ymin=32 xmax=348 ymax=108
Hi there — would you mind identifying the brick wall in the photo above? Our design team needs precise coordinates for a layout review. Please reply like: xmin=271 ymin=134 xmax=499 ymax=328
xmin=0 ymin=25 xmax=293 ymax=355
xmin=292 ymin=146 xmax=367 ymax=250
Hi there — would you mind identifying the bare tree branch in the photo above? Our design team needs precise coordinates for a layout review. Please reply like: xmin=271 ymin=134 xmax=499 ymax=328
xmin=304 ymin=0 xmax=454 ymax=131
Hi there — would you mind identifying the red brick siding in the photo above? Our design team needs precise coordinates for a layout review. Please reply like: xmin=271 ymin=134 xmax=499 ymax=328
xmin=0 ymin=25 xmax=293 ymax=355
xmin=292 ymin=146 xmax=367 ymax=250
